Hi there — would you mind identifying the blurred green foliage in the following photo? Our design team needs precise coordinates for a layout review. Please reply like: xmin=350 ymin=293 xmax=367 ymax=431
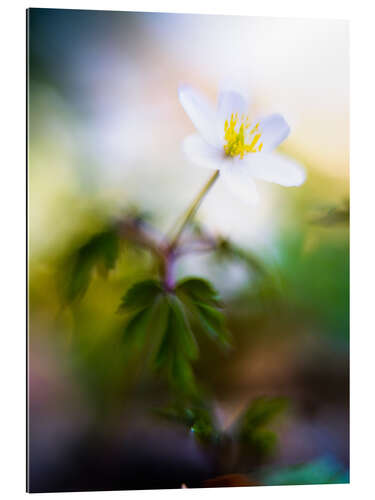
xmin=49 ymin=198 xmax=349 ymax=421
xmin=238 ymin=397 xmax=287 ymax=457
xmin=30 ymin=189 xmax=348 ymax=471
xmin=59 ymin=227 xmax=120 ymax=303
xmin=155 ymin=396 xmax=287 ymax=464
xmin=278 ymin=229 xmax=349 ymax=340
xmin=310 ymin=199 xmax=349 ymax=227
xmin=28 ymin=12 xmax=349 ymax=487
xmin=154 ymin=405 xmax=219 ymax=444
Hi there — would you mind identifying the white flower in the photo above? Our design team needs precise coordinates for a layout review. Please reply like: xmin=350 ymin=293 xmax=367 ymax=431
xmin=179 ymin=84 xmax=306 ymax=204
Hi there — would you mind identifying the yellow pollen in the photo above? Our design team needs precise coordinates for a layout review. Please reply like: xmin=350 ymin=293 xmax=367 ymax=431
xmin=224 ymin=113 xmax=263 ymax=159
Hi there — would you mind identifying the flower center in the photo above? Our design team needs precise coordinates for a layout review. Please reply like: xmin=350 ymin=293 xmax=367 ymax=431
xmin=224 ymin=113 xmax=263 ymax=159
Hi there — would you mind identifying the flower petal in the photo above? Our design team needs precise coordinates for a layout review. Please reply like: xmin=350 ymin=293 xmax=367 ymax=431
xmin=220 ymin=159 xmax=260 ymax=205
xmin=217 ymin=90 xmax=248 ymax=142
xmin=178 ymin=84 xmax=221 ymax=148
xmin=182 ymin=134 xmax=225 ymax=170
xmin=243 ymin=152 xmax=306 ymax=186
xmin=255 ymin=114 xmax=290 ymax=152
xmin=217 ymin=89 xmax=248 ymax=121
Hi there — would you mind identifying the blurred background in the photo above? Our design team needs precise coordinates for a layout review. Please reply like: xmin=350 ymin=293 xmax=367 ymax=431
xmin=28 ymin=8 xmax=349 ymax=492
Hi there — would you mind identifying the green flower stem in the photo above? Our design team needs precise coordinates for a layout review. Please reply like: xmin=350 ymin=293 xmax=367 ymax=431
xmin=169 ymin=170 xmax=220 ymax=250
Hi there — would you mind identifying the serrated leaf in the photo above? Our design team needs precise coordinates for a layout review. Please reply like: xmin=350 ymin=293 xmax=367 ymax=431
xmin=175 ymin=277 xmax=231 ymax=348
xmin=154 ymin=320 xmax=172 ymax=369
xmin=146 ymin=295 xmax=171 ymax=361
xmin=155 ymin=296 xmax=198 ymax=364
xmin=118 ymin=279 xmax=163 ymax=313
xmin=153 ymin=296 xmax=199 ymax=396
xmin=170 ymin=354 xmax=197 ymax=395
xmin=194 ymin=302 xmax=231 ymax=346
xmin=60 ymin=228 xmax=120 ymax=304
xmin=63 ymin=255 xmax=93 ymax=303
xmin=176 ymin=277 xmax=222 ymax=307
xmin=122 ymin=294 xmax=171 ymax=369
xmin=122 ymin=307 xmax=152 ymax=347
xmin=154 ymin=332 xmax=197 ymax=394
xmin=92 ymin=229 xmax=120 ymax=270
xmin=168 ymin=296 xmax=199 ymax=361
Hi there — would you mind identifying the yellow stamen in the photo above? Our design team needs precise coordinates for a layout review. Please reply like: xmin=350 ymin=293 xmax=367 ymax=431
xmin=224 ymin=113 xmax=262 ymax=159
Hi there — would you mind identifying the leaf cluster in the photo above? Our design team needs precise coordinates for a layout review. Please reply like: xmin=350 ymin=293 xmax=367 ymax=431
xmin=154 ymin=396 xmax=287 ymax=456
xmin=237 ymin=397 xmax=287 ymax=457
xmin=154 ymin=405 xmax=219 ymax=444
xmin=118 ymin=277 xmax=231 ymax=397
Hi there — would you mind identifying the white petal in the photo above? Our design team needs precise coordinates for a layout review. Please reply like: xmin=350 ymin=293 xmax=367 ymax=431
xmin=243 ymin=152 xmax=306 ymax=186
xmin=254 ymin=114 xmax=290 ymax=152
xmin=178 ymin=84 xmax=221 ymax=148
xmin=217 ymin=89 xmax=248 ymax=121
xmin=217 ymin=90 xmax=248 ymax=142
xmin=220 ymin=159 xmax=260 ymax=205
xmin=182 ymin=134 xmax=225 ymax=170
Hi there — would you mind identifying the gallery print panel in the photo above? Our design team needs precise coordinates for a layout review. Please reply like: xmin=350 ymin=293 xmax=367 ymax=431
xmin=27 ymin=8 xmax=349 ymax=493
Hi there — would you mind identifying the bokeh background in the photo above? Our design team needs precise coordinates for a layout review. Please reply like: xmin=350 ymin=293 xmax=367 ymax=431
xmin=28 ymin=8 xmax=349 ymax=492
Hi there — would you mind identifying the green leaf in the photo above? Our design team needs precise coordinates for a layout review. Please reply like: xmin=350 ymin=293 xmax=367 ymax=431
xmin=145 ymin=295 xmax=171 ymax=363
xmin=176 ymin=277 xmax=222 ymax=307
xmin=238 ymin=397 xmax=287 ymax=457
xmin=60 ymin=228 xmax=120 ymax=304
xmin=189 ymin=409 xmax=217 ymax=443
xmin=155 ymin=296 xmax=198 ymax=365
xmin=62 ymin=255 xmax=93 ymax=303
xmin=120 ymin=294 xmax=171 ymax=379
xmin=118 ymin=279 xmax=163 ymax=313
xmin=194 ymin=302 xmax=231 ymax=346
xmin=168 ymin=296 xmax=199 ymax=361
xmin=154 ymin=333 xmax=197 ymax=394
xmin=241 ymin=397 xmax=287 ymax=430
xmin=153 ymin=296 xmax=199 ymax=396
xmin=122 ymin=307 xmax=152 ymax=347
xmin=242 ymin=429 xmax=277 ymax=455
xmin=92 ymin=229 xmax=120 ymax=270
xmin=153 ymin=319 xmax=172 ymax=370
xmin=170 ymin=354 xmax=197 ymax=395
xmin=154 ymin=405 xmax=218 ymax=443
xmin=176 ymin=278 xmax=231 ymax=349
